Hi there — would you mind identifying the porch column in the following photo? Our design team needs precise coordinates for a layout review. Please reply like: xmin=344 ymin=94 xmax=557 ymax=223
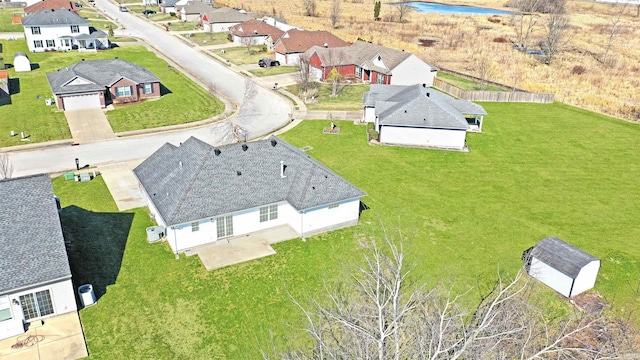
xmin=478 ymin=115 xmax=483 ymax=132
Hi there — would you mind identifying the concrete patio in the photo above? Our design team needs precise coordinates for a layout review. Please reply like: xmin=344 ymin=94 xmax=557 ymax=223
xmin=185 ymin=225 xmax=299 ymax=270
xmin=0 ymin=312 xmax=88 ymax=360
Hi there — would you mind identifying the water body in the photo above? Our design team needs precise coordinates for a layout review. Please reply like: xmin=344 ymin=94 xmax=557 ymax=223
xmin=407 ymin=2 xmax=512 ymax=15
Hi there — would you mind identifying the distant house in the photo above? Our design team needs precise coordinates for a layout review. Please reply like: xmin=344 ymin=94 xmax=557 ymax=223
xmin=13 ymin=52 xmax=31 ymax=72
xmin=24 ymin=0 xmax=78 ymax=14
xmin=228 ymin=19 xmax=284 ymax=49
xmin=273 ymin=29 xmax=349 ymax=65
xmin=261 ymin=16 xmax=299 ymax=32
xmin=177 ymin=0 xmax=215 ymax=21
xmin=305 ymin=41 xmax=437 ymax=86
xmin=133 ymin=136 xmax=366 ymax=255
xmin=201 ymin=7 xmax=251 ymax=33
xmin=46 ymin=58 xmax=161 ymax=111
xmin=21 ymin=9 xmax=108 ymax=53
xmin=0 ymin=174 xmax=78 ymax=341
xmin=0 ymin=70 xmax=9 ymax=98
xmin=363 ymin=84 xmax=487 ymax=150
xmin=159 ymin=0 xmax=180 ymax=13
xmin=523 ymin=237 xmax=601 ymax=298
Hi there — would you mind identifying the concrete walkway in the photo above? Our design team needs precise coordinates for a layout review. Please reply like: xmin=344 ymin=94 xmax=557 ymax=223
xmin=64 ymin=108 xmax=115 ymax=144
xmin=98 ymin=161 xmax=147 ymax=211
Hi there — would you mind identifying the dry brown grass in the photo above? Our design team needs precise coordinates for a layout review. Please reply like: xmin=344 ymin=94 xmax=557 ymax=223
xmin=227 ymin=0 xmax=640 ymax=121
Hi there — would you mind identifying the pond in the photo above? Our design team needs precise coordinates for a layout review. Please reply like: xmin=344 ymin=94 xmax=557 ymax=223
xmin=407 ymin=2 xmax=511 ymax=15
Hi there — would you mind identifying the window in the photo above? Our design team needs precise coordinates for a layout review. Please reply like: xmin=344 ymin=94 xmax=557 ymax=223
xmin=71 ymin=25 xmax=80 ymax=33
xmin=355 ymin=66 xmax=362 ymax=78
xmin=376 ymin=74 xmax=386 ymax=84
xmin=115 ymin=86 xmax=132 ymax=97
xmin=143 ymin=83 xmax=153 ymax=94
xmin=191 ymin=222 xmax=199 ymax=232
xmin=31 ymin=26 xmax=41 ymax=35
xmin=20 ymin=290 xmax=54 ymax=321
xmin=46 ymin=39 xmax=55 ymax=47
xmin=34 ymin=40 xmax=43 ymax=48
xmin=328 ymin=202 xmax=339 ymax=209
xmin=0 ymin=296 xmax=12 ymax=322
xmin=216 ymin=215 xmax=233 ymax=238
xmin=259 ymin=204 xmax=278 ymax=222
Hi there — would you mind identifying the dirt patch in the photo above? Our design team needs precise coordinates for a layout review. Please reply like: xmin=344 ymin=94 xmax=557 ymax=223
xmin=571 ymin=293 xmax=610 ymax=315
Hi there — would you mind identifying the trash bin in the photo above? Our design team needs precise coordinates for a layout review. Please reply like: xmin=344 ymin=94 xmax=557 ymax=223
xmin=78 ymin=284 xmax=96 ymax=307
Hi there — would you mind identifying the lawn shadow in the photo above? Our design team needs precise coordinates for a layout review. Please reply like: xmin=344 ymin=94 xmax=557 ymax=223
xmin=30 ymin=63 xmax=40 ymax=71
xmin=159 ymin=83 xmax=172 ymax=96
xmin=0 ymin=95 xmax=11 ymax=106
xmin=8 ymin=78 xmax=19 ymax=95
xmin=60 ymin=205 xmax=134 ymax=301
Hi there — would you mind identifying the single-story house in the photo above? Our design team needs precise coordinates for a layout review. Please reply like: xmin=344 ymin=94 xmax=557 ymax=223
xmin=273 ymin=29 xmax=349 ymax=65
xmin=22 ymin=9 xmax=108 ymax=53
xmin=177 ymin=0 xmax=216 ymax=21
xmin=260 ymin=16 xmax=299 ymax=32
xmin=523 ymin=237 xmax=601 ymax=298
xmin=363 ymin=84 xmax=487 ymax=150
xmin=159 ymin=0 xmax=180 ymax=13
xmin=13 ymin=52 xmax=31 ymax=72
xmin=0 ymin=174 xmax=78 ymax=341
xmin=305 ymin=40 xmax=437 ymax=86
xmin=228 ymin=19 xmax=284 ymax=49
xmin=133 ymin=136 xmax=367 ymax=255
xmin=201 ymin=7 xmax=252 ymax=33
xmin=46 ymin=58 xmax=161 ymax=111
xmin=24 ymin=0 xmax=78 ymax=14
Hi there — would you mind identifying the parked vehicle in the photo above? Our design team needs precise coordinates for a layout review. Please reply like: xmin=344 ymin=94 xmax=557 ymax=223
xmin=74 ymin=2 xmax=83 ymax=7
xmin=258 ymin=58 xmax=280 ymax=68
xmin=142 ymin=9 xmax=156 ymax=15
xmin=119 ymin=6 xmax=129 ymax=12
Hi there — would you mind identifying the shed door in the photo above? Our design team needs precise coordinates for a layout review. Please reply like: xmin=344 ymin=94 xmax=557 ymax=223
xmin=63 ymin=94 xmax=101 ymax=110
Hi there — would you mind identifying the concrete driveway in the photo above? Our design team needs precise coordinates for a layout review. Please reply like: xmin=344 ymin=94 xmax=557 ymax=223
xmin=64 ymin=109 xmax=115 ymax=144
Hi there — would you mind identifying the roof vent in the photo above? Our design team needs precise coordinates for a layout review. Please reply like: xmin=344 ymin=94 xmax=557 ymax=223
xmin=270 ymin=138 xmax=277 ymax=147
xmin=214 ymin=148 xmax=221 ymax=156
xmin=179 ymin=161 xmax=183 ymax=168
xmin=323 ymin=42 xmax=328 ymax=48
xmin=237 ymin=170 xmax=242 ymax=176
xmin=280 ymin=160 xmax=286 ymax=178
xmin=426 ymin=92 xmax=430 ymax=97
xmin=422 ymin=83 xmax=426 ymax=88
xmin=242 ymin=144 xmax=248 ymax=151
xmin=404 ymin=110 xmax=407 ymax=113
xmin=81 ymin=58 xmax=85 ymax=61
xmin=254 ymin=30 xmax=258 ymax=34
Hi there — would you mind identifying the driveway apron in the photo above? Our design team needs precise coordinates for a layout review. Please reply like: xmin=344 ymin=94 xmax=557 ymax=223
xmin=64 ymin=109 xmax=116 ymax=143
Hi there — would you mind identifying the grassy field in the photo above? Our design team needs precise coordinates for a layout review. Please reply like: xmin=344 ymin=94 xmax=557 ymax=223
xmin=0 ymin=41 xmax=223 ymax=143
xmin=57 ymin=102 xmax=640 ymax=358
xmin=285 ymin=83 xmax=369 ymax=110
xmin=182 ymin=32 xmax=229 ymax=46
xmin=0 ymin=8 xmax=23 ymax=32
xmin=249 ymin=65 xmax=298 ymax=77
xmin=216 ymin=45 xmax=271 ymax=65
xmin=437 ymin=72 xmax=505 ymax=91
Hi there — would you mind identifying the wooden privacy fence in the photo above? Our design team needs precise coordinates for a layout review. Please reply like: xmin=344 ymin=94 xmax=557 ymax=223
xmin=433 ymin=77 xmax=555 ymax=104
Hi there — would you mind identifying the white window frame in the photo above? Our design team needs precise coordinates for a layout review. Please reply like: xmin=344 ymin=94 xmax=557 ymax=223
xmin=71 ymin=25 xmax=80 ymax=33
xmin=19 ymin=290 xmax=54 ymax=321
xmin=34 ymin=40 xmax=43 ymax=48
xmin=0 ymin=295 xmax=12 ymax=322
xmin=259 ymin=204 xmax=278 ymax=222
xmin=216 ymin=215 xmax=233 ymax=238
xmin=328 ymin=202 xmax=340 ymax=209
xmin=191 ymin=222 xmax=199 ymax=232
xmin=355 ymin=66 xmax=362 ymax=78
xmin=46 ymin=39 xmax=55 ymax=47
xmin=31 ymin=26 xmax=41 ymax=35
xmin=143 ymin=83 xmax=153 ymax=94
xmin=115 ymin=86 xmax=132 ymax=97
xmin=376 ymin=73 xmax=386 ymax=84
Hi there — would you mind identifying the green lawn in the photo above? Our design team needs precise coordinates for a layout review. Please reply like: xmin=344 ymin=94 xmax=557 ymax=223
xmin=216 ymin=45 xmax=270 ymax=65
xmin=182 ymin=32 xmax=229 ymax=46
xmin=0 ymin=41 xmax=223 ymax=143
xmin=150 ymin=13 xmax=178 ymax=22
xmin=285 ymin=83 xmax=370 ymax=110
xmin=0 ymin=8 xmax=23 ymax=32
xmin=249 ymin=65 xmax=298 ymax=77
xmin=437 ymin=72 xmax=505 ymax=91
xmin=56 ymin=101 xmax=640 ymax=358
xmin=78 ymin=8 xmax=107 ymax=20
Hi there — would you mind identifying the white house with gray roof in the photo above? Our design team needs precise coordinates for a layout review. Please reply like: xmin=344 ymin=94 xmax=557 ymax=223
xmin=21 ymin=9 xmax=108 ymax=53
xmin=133 ymin=136 xmax=366 ymax=255
xmin=0 ymin=174 xmax=77 ymax=341
xmin=363 ymin=84 xmax=487 ymax=150
xmin=523 ymin=237 xmax=600 ymax=298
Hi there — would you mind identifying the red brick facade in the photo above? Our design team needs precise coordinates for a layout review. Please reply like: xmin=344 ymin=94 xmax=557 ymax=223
xmin=110 ymin=78 xmax=160 ymax=105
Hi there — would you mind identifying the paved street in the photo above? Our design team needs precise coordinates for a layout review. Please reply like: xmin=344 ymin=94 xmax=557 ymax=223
xmin=7 ymin=1 xmax=293 ymax=177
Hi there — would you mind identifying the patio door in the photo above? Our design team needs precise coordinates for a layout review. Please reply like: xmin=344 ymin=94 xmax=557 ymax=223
xmin=20 ymin=290 xmax=54 ymax=321
xmin=216 ymin=215 xmax=233 ymax=239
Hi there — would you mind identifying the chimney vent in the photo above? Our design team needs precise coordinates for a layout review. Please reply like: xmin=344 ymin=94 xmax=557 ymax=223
xmin=280 ymin=160 xmax=286 ymax=178
xmin=214 ymin=148 xmax=221 ymax=156
xmin=270 ymin=138 xmax=277 ymax=147
xmin=242 ymin=144 xmax=248 ymax=151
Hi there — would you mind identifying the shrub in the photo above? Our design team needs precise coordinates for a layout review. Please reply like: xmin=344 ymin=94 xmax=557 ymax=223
xmin=493 ymin=36 xmax=508 ymax=43
xmin=488 ymin=16 xmax=501 ymax=24
xmin=169 ymin=12 xmax=176 ymax=17
xmin=572 ymin=65 xmax=586 ymax=75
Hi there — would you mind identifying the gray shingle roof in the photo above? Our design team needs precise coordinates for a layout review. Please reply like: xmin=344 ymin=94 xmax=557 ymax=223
xmin=365 ymin=84 xmax=486 ymax=130
xmin=530 ymin=237 xmax=599 ymax=278
xmin=180 ymin=1 xmax=216 ymax=13
xmin=0 ymin=174 xmax=71 ymax=294
xmin=22 ymin=9 xmax=87 ymax=26
xmin=46 ymin=59 xmax=160 ymax=95
xmin=203 ymin=7 xmax=252 ymax=23
xmin=133 ymin=136 xmax=366 ymax=226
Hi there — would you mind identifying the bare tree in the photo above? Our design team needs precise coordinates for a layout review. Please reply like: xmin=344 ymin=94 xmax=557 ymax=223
xmin=541 ymin=10 xmax=569 ymax=64
xmin=329 ymin=0 xmax=340 ymax=29
xmin=0 ymin=152 xmax=12 ymax=180
xmin=302 ymin=0 xmax=316 ymax=17
xmin=324 ymin=48 xmax=347 ymax=98
xmin=240 ymin=33 xmax=255 ymax=56
xmin=221 ymin=78 xmax=254 ymax=144
xmin=510 ymin=0 xmax=542 ymax=50
xmin=297 ymin=54 xmax=312 ymax=95
xmin=474 ymin=51 xmax=497 ymax=90
xmin=394 ymin=0 xmax=413 ymax=23
xmin=264 ymin=235 xmax=637 ymax=359
xmin=600 ymin=3 xmax=626 ymax=67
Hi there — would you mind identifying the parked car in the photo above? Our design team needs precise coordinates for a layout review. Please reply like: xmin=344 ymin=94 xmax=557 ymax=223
xmin=142 ymin=9 xmax=157 ymax=15
xmin=74 ymin=2 xmax=83 ymax=7
xmin=119 ymin=6 xmax=128 ymax=12
xmin=258 ymin=58 xmax=280 ymax=68
xmin=88 ymin=0 xmax=94 ymax=2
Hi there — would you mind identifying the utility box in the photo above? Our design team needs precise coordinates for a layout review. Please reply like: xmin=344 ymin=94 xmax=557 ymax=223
xmin=78 ymin=284 xmax=97 ymax=307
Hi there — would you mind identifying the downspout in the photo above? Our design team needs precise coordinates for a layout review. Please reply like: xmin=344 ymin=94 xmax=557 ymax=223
xmin=173 ymin=226 xmax=179 ymax=259
xmin=568 ymin=278 xmax=575 ymax=298
xmin=300 ymin=210 xmax=305 ymax=241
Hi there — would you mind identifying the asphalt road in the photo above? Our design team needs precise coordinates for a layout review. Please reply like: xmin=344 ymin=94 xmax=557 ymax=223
xmin=8 ymin=2 xmax=292 ymax=177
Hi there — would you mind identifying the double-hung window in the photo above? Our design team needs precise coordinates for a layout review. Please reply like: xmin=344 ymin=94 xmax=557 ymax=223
xmin=143 ymin=83 xmax=153 ymax=94
xmin=376 ymin=74 xmax=386 ymax=84
xmin=259 ymin=204 xmax=278 ymax=222
xmin=19 ymin=290 xmax=54 ymax=321
xmin=191 ymin=222 xmax=199 ymax=232
xmin=31 ymin=27 xmax=41 ymax=35
xmin=115 ymin=86 xmax=132 ymax=97
xmin=34 ymin=40 xmax=43 ymax=48
xmin=71 ymin=25 xmax=80 ymax=33
xmin=0 ymin=296 xmax=12 ymax=321
xmin=46 ymin=40 xmax=55 ymax=47
xmin=355 ymin=66 xmax=362 ymax=78
xmin=328 ymin=203 xmax=339 ymax=209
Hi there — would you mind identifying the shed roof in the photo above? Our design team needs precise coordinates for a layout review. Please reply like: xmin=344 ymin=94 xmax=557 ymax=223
xmin=274 ymin=29 xmax=348 ymax=55
xmin=133 ymin=136 xmax=366 ymax=226
xmin=0 ymin=174 xmax=71 ymax=294
xmin=531 ymin=237 xmax=599 ymax=278
xmin=21 ymin=9 xmax=87 ymax=26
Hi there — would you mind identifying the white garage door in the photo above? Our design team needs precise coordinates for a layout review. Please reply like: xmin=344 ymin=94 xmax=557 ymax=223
xmin=63 ymin=94 xmax=101 ymax=111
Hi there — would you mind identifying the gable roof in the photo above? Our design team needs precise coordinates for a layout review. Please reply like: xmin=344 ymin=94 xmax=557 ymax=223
xmin=22 ymin=8 xmax=87 ymax=26
xmin=46 ymin=59 xmax=160 ymax=95
xmin=203 ymin=7 xmax=251 ymax=23
xmin=133 ymin=136 xmax=366 ymax=226
xmin=530 ymin=237 xmax=599 ymax=278
xmin=179 ymin=1 xmax=215 ymax=14
xmin=306 ymin=41 xmax=431 ymax=75
xmin=25 ymin=0 xmax=77 ymax=14
xmin=274 ymin=29 xmax=348 ymax=55
xmin=365 ymin=84 xmax=486 ymax=130
xmin=229 ymin=19 xmax=284 ymax=40
xmin=0 ymin=174 xmax=71 ymax=294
